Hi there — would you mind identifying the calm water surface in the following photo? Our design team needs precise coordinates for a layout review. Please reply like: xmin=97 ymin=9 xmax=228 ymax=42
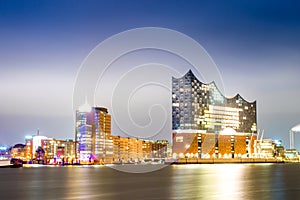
xmin=1 ymin=164 xmax=300 ymax=199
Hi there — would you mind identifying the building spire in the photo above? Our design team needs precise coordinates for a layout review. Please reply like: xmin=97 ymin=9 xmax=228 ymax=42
xmin=79 ymin=96 xmax=92 ymax=112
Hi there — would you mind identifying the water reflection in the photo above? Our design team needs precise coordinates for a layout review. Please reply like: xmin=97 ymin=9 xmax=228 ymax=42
xmin=213 ymin=164 xmax=244 ymax=199
xmin=171 ymin=164 xmax=296 ymax=199
xmin=1 ymin=164 xmax=300 ymax=199
xmin=171 ymin=164 xmax=246 ymax=199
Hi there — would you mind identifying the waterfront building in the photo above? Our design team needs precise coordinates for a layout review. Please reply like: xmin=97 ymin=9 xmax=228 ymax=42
xmin=111 ymin=136 xmax=122 ymax=162
xmin=24 ymin=134 xmax=76 ymax=164
xmin=41 ymin=138 xmax=56 ymax=160
xmin=10 ymin=144 xmax=26 ymax=160
xmin=41 ymin=139 xmax=76 ymax=164
xmin=64 ymin=139 xmax=76 ymax=162
xmin=75 ymin=102 xmax=113 ymax=164
xmin=172 ymin=132 xmax=198 ymax=158
xmin=75 ymin=102 xmax=93 ymax=162
xmin=128 ymin=137 xmax=143 ymax=162
xmin=24 ymin=134 xmax=48 ymax=162
xmin=284 ymin=149 xmax=298 ymax=159
xmin=25 ymin=135 xmax=33 ymax=161
xmin=172 ymin=70 xmax=257 ymax=158
xmin=111 ymin=136 xmax=143 ymax=163
xmin=253 ymin=139 xmax=276 ymax=158
xmin=32 ymin=135 xmax=48 ymax=159
xmin=152 ymin=140 xmax=169 ymax=158
xmin=142 ymin=140 xmax=153 ymax=159
xmin=217 ymin=128 xmax=255 ymax=158
xmin=274 ymin=140 xmax=284 ymax=158
xmin=0 ymin=146 xmax=10 ymax=160
xmin=119 ymin=137 xmax=130 ymax=162
xmin=110 ymin=136 xmax=169 ymax=163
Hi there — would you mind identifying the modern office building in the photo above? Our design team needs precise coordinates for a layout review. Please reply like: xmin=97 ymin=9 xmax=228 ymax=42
xmin=152 ymin=140 xmax=170 ymax=158
xmin=172 ymin=70 xmax=257 ymax=158
xmin=10 ymin=144 xmax=26 ymax=160
xmin=41 ymin=139 xmax=75 ymax=164
xmin=254 ymin=139 xmax=276 ymax=158
xmin=111 ymin=136 xmax=169 ymax=163
xmin=75 ymin=102 xmax=113 ymax=163
xmin=24 ymin=135 xmax=76 ymax=164
xmin=24 ymin=134 xmax=48 ymax=162
xmin=75 ymin=100 xmax=170 ymax=164
xmin=111 ymin=136 xmax=141 ymax=163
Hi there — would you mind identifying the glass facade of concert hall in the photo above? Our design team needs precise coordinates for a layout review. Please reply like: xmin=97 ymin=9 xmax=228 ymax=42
xmin=172 ymin=70 xmax=257 ymax=158
xmin=172 ymin=70 xmax=257 ymax=134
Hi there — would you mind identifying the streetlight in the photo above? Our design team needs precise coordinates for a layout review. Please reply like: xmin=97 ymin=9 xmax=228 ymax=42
xmin=290 ymin=124 xmax=300 ymax=149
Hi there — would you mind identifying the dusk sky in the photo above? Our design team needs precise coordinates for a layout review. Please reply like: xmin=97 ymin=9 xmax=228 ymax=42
xmin=1 ymin=1 xmax=300 ymax=149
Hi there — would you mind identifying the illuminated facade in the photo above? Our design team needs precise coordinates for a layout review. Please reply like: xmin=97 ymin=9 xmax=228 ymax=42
xmin=24 ymin=135 xmax=76 ymax=164
xmin=111 ymin=136 xmax=169 ymax=163
xmin=41 ymin=139 xmax=75 ymax=164
xmin=254 ymin=139 xmax=276 ymax=158
xmin=172 ymin=70 xmax=256 ymax=133
xmin=142 ymin=140 xmax=153 ymax=159
xmin=0 ymin=146 xmax=10 ymax=160
xmin=75 ymin=102 xmax=169 ymax=164
xmin=11 ymin=144 xmax=26 ymax=160
xmin=152 ymin=140 xmax=169 ymax=158
xmin=172 ymin=70 xmax=257 ymax=158
xmin=111 ymin=136 xmax=142 ymax=163
xmin=75 ymin=104 xmax=113 ymax=163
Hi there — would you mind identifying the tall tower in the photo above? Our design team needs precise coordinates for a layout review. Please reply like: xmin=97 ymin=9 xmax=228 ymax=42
xmin=75 ymin=101 xmax=112 ymax=163
xmin=75 ymin=101 xmax=92 ymax=162
xmin=89 ymin=107 xmax=112 ymax=160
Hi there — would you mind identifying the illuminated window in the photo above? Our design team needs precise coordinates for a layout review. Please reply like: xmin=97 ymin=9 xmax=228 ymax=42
xmin=176 ymin=136 xmax=183 ymax=143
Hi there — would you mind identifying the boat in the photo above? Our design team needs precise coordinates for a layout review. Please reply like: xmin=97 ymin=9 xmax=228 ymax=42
xmin=0 ymin=158 xmax=23 ymax=168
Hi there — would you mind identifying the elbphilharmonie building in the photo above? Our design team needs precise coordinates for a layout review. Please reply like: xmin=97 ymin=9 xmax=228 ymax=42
xmin=172 ymin=70 xmax=257 ymax=158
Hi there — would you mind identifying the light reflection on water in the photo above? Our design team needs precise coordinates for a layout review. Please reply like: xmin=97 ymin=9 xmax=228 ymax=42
xmin=171 ymin=164 xmax=246 ymax=199
xmin=209 ymin=164 xmax=245 ymax=199
xmin=170 ymin=164 xmax=283 ymax=200
xmin=1 ymin=164 xmax=300 ymax=199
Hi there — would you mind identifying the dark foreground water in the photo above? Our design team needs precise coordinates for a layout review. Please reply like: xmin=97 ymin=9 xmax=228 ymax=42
xmin=1 ymin=163 xmax=300 ymax=199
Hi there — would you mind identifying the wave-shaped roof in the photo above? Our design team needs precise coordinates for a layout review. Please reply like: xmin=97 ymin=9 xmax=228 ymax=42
xmin=173 ymin=70 xmax=256 ymax=104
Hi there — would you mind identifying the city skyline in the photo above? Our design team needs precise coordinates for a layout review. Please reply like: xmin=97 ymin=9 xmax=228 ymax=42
xmin=1 ymin=1 xmax=300 ymax=149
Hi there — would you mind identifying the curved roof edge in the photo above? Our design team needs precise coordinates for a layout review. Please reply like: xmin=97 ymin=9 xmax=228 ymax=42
xmin=172 ymin=70 xmax=256 ymax=104
xmin=229 ymin=93 xmax=256 ymax=104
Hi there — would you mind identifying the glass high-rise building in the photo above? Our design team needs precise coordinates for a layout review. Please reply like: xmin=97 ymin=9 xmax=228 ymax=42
xmin=172 ymin=70 xmax=257 ymax=133
xmin=75 ymin=102 xmax=113 ymax=163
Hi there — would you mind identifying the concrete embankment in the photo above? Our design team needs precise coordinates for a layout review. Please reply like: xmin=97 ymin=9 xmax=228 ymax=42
xmin=174 ymin=158 xmax=284 ymax=164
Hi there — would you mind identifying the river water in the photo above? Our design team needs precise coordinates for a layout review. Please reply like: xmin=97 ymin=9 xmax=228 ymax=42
xmin=1 ymin=163 xmax=300 ymax=199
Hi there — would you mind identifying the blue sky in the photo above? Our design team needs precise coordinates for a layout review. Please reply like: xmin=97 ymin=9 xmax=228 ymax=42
xmin=0 ymin=0 xmax=300 ymax=148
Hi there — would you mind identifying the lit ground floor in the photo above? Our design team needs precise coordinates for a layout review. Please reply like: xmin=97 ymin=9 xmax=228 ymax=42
xmin=175 ymin=158 xmax=284 ymax=164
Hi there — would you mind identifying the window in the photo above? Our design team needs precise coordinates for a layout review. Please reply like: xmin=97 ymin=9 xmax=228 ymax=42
xmin=176 ymin=136 xmax=183 ymax=143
